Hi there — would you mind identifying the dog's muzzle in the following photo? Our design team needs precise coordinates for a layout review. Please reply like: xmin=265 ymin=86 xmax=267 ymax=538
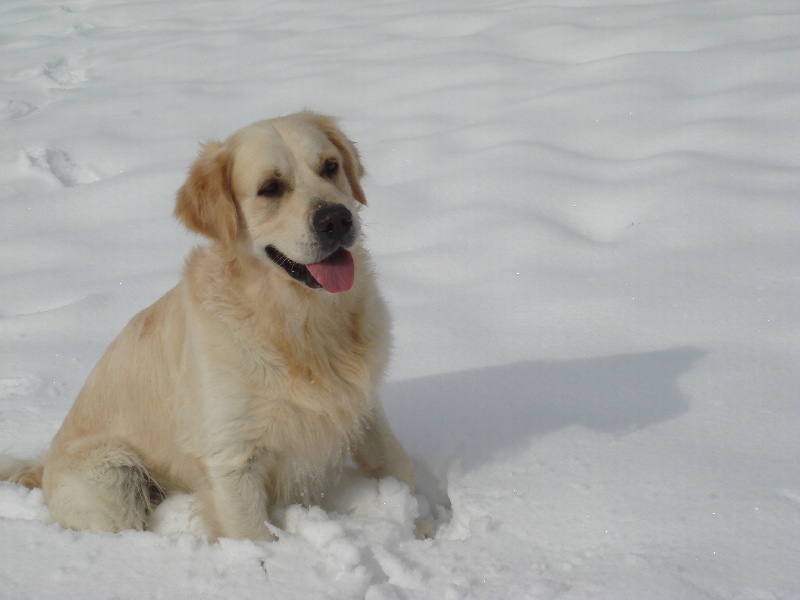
xmin=312 ymin=203 xmax=355 ymax=250
xmin=265 ymin=204 xmax=358 ymax=293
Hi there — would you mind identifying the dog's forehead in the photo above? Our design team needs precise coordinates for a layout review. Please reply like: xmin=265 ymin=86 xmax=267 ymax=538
xmin=270 ymin=117 xmax=338 ymax=159
xmin=229 ymin=123 xmax=291 ymax=179
xmin=230 ymin=119 xmax=337 ymax=183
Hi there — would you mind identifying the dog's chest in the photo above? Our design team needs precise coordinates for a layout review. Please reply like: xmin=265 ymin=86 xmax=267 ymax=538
xmin=244 ymin=354 xmax=371 ymax=503
xmin=233 ymin=313 xmax=374 ymax=453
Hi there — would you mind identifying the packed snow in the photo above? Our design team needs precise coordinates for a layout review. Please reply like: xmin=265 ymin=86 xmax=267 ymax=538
xmin=1 ymin=0 xmax=799 ymax=598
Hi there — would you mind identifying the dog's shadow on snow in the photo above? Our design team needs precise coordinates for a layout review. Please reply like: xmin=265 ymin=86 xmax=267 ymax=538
xmin=383 ymin=347 xmax=703 ymax=504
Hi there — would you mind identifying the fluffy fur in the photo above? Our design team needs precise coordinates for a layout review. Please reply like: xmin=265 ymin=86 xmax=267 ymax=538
xmin=0 ymin=112 xmax=414 ymax=541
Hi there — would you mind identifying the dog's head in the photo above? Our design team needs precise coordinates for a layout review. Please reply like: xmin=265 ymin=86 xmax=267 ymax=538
xmin=175 ymin=112 xmax=367 ymax=293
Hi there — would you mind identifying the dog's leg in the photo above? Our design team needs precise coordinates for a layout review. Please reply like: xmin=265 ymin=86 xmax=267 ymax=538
xmin=42 ymin=439 xmax=159 ymax=533
xmin=353 ymin=404 xmax=438 ymax=539
xmin=352 ymin=403 xmax=414 ymax=493
xmin=195 ymin=451 xmax=276 ymax=542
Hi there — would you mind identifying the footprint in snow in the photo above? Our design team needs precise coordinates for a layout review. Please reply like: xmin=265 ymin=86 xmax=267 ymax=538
xmin=0 ymin=99 xmax=38 ymax=121
xmin=43 ymin=58 xmax=87 ymax=87
xmin=25 ymin=147 xmax=99 ymax=187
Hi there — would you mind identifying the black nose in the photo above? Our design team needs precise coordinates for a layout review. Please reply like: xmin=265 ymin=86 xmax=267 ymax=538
xmin=312 ymin=204 xmax=353 ymax=244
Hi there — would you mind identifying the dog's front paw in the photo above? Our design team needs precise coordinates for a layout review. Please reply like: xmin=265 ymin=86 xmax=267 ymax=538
xmin=413 ymin=518 xmax=437 ymax=540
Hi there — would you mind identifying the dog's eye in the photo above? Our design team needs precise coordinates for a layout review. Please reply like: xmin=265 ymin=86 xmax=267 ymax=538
xmin=258 ymin=180 xmax=284 ymax=198
xmin=321 ymin=159 xmax=339 ymax=178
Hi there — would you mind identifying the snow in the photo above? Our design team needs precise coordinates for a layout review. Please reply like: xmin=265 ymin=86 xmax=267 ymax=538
xmin=1 ymin=0 xmax=799 ymax=597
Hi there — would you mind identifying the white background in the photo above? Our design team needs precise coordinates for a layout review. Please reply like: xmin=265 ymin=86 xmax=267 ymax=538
xmin=1 ymin=1 xmax=798 ymax=598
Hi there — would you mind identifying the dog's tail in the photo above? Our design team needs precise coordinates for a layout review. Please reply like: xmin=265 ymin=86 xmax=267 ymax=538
xmin=0 ymin=458 xmax=44 ymax=489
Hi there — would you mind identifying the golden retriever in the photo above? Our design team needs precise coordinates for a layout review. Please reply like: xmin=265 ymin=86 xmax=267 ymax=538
xmin=1 ymin=111 xmax=414 ymax=541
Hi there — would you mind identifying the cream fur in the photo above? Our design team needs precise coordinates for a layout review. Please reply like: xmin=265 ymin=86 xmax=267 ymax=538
xmin=1 ymin=112 xmax=414 ymax=541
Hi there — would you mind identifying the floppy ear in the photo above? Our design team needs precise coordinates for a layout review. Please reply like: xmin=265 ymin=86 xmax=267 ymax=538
xmin=174 ymin=141 xmax=239 ymax=247
xmin=308 ymin=113 xmax=367 ymax=205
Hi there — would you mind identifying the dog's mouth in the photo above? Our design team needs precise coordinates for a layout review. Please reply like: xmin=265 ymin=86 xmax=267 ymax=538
xmin=266 ymin=246 xmax=355 ymax=293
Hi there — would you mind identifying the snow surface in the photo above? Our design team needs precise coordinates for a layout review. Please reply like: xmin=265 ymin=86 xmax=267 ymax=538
xmin=1 ymin=0 xmax=799 ymax=598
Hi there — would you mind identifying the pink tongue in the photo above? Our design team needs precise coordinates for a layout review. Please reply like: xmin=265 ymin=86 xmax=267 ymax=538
xmin=306 ymin=249 xmax=355 ymax=293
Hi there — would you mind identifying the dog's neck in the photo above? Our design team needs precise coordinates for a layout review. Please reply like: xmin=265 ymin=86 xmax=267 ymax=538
xmin=181 ymin=242 xmax=381 ymax=401
xmin=183 ymin=243 xmax=370 ymax=324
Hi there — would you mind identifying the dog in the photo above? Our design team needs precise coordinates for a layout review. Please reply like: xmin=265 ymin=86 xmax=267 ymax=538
xmin=1 ymin=111 xmax=415 ymax=541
